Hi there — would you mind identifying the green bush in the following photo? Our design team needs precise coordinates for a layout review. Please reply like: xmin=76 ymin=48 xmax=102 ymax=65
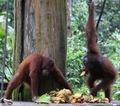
xmin=0 ymin=14 xmax=14 ymax=81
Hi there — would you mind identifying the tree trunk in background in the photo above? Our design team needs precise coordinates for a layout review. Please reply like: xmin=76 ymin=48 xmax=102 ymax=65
xmin=67 ymin=0 xmax=72 ymax=37
xmin=14 ymin=0 xmax=67 ymax=101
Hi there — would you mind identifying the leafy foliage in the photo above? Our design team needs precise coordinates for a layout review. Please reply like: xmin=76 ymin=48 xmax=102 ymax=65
xmin=67 ymin=0 xmax=120 ymax=100
xmin=0 ymin=0 xmax=14 ymax=27
xmin=66 ymin=0 xmax=87 ymax=88
xmin=0 ymin=0 xmax=14 ymax=81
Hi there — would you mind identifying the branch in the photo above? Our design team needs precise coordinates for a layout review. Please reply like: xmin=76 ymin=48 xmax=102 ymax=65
xmin=96 ymin=0 xmax=106 ymax=30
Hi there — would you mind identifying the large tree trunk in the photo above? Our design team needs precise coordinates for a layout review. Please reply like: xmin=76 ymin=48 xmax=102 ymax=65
xmin=14 ymin=0 xmax=67 ymax=101
xmin=67 ymin=0 xmax=72 ymax=36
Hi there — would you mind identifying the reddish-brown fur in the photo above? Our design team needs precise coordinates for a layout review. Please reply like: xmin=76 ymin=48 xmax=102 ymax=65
xmin=4 ymin=53 xmax=72 ymax=100
xmin=83 ymin=2 xmax=116 ymax=101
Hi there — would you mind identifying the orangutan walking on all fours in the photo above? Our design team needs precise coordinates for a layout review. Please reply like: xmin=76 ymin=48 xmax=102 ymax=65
xmin=2 ymin=53 xmax=72 ymax=102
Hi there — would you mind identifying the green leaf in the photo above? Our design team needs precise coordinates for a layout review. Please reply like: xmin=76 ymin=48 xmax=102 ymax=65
xmin=35 ymin=94 xmax=51 ymax=104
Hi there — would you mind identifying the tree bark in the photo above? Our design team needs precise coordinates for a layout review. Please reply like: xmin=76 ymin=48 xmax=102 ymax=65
xmin=67 ymin=0 xmax=72 ymax=36
xmin=14 ymin=0 xmax=67 ymax=101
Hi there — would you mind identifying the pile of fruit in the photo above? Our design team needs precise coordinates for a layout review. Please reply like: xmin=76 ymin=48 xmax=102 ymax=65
xmin=35 ymin=89 xmax=109 ymax=104
xmin=50 ymin=89 xmax=72 ymax=103
xmin=50 ymin=89 xmax=109 ymax=104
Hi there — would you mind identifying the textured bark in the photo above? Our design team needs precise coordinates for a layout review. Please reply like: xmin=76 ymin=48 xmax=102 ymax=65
xmin=67 ymin=0 xmax=72 ymax=36
xmin=13 ymin=0 xmax=25 ymax=101
xmin=14 ymin=0 xmax=67 ymax=101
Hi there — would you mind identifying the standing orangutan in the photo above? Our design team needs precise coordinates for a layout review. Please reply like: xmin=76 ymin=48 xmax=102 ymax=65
xmin=83 ymin=1 xmax=116 ymax=102
xmin=1 ymin=53 xmax=72 ymax=103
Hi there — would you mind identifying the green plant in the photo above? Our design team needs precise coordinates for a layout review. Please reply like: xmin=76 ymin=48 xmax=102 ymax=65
xmin=0 ymin=14 xmax=14 ymax=81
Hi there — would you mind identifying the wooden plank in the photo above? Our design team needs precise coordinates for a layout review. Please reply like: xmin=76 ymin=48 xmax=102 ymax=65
xmin=0 ymin=101 xmax=120 ymax=106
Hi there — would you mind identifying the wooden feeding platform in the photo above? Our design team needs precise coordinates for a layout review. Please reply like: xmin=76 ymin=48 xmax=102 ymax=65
xmin=0 ymin=101 xmax=120 ymax=106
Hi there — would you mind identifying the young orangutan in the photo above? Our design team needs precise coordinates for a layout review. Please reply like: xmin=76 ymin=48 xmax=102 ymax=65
xmin=1 ymin=53 xmax=72 ymax=102
xmin=83 ymin=1 xmax=116 ymax=101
